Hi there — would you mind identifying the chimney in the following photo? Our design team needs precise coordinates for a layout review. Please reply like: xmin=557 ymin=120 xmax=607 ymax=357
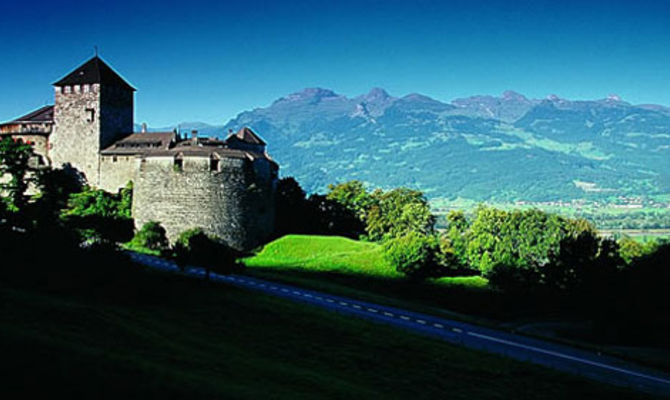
xmin=191 ymin=130 xmax=198 ymax=144
xmin=141 ymin=122 xmax=147 ymax=133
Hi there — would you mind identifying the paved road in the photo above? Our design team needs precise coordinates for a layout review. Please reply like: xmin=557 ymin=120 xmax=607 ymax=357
xmin=129 ymin=252 xmax=670 ymax=397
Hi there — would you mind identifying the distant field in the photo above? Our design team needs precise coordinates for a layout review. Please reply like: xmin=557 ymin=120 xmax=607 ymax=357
xmin=599 ymin=229 xmax=670 ymax=240
xmin=0 ymin=259 xmax=642 ymax=399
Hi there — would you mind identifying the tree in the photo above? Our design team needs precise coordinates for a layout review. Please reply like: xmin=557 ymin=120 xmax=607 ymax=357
xmin=172 ymin=228 xmax=239 ymax=277
xmin=130 ymin=221 xmax=169 ymax=251
xmin=60 ymin=183 xmax=134 ymax=244
xmin=275 ymin=177 xmax=309 ymax=235
xmin=365 ymin=188 xmax=435 ymax=241
xmin=326 ymin=180 xmax=372 ymax=221
xmin=383 ymin=232 xmax=444 ymax=279
xmin=0 ymin=137 xmax=36 ymax=213
xmin=305 ymin=194 xmax=365 ymax=238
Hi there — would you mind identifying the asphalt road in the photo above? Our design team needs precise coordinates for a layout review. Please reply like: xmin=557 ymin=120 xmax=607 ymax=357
xmin=129 ymin=252 xmax=670 ymax=397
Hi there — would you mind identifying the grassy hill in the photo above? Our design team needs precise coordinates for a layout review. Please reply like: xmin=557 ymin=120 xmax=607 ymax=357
xmin=0 ymin=253 xmax=646 ymax=399
xmin=245 ymin=234 xmax=398 ymax=276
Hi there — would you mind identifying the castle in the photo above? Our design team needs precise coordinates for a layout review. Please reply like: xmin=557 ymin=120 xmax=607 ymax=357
xmin=0 ymin=56 xmax=278 ymax=250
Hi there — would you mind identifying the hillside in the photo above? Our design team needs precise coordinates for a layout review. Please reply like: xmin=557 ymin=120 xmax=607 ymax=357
xmin=0 ymin=259 xmax=643 ymax=399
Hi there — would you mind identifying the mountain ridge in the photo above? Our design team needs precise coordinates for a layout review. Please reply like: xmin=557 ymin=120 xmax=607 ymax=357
xmin=140 ymin=88 xmax=670 ymax=202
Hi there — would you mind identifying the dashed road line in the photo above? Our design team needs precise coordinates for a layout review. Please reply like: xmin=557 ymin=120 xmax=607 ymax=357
xmin=416 ymin=319 xmax=427 ymax=325
xmin=367 ymin=308 xmax=378 ymax=313
xmin=400 ymin=316 xmax=410 ymax=321
xmin=383 ymin=312 xmax=394 ymax=317
xmin=452 ymin=328 xmax=463 ymax=333
xmin=433 ymin=323 xmax=444 ymax=329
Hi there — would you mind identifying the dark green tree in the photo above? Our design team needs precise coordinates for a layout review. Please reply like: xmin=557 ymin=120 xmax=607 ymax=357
xmin=130 ymin=221 xmax=169 ymax=252
xmin=365 ymin=188 xmax=434 ymax=241
xmin=383 ymin=231 xmax=443 ymax=279
xmin=0 ymin=137 xmax=36 ymax=213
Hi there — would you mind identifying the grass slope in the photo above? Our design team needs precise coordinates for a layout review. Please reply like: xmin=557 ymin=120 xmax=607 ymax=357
xmin=0 ymin=260 xmax=647 ymax=399
xmin=245 ymin=234 xmax=398 ymax=276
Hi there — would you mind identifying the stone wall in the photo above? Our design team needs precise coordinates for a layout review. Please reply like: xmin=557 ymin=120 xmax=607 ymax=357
xmin=51 ymin=83 xmax=102 ymax=185
xmin=132 ymin=156 xmax=276 ymax=251
xmin=99 ymin=154 xmax=137 ymax=193
xmin=50 ymin=83 xmax=133 ymax=188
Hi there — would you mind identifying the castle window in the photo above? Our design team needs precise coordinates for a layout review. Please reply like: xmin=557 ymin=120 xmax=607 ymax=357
xmin=83 ymin=84 xmax=90 ymax=93
xmin=74 ymin=85 xmax=80 ymax=93
xmin=64 ymin=86 xmax=71 ymax=94
xmin=210 ymin=158 xmax=219 ymax=172
xmin=86 ymin=108 xmax=95 ymax=123
xmin=112 ymin=156 xmax=118 ymax=163
xmin=174 ymin=158 xmax=183 ymax=172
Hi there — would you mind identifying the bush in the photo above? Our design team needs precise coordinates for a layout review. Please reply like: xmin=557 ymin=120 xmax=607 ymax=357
xmin=171 ymin=228 xmax=240 ymax=274
xmin=383 ymin=232 xmax=443 ymax=279
xmin=487 ymin=263 xmax=540 ymax=293
xmin=130 ymin=221 xmax=169 ymax=251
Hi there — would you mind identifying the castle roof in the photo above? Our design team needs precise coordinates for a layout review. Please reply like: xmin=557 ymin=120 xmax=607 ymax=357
xmin=226 ymin=127 xmax=266 ymax=146
xmin=101 ymin=132 xmax=177 ymax=155
xmin=53 ymin=56 xmax=136 ymax=91
xmin=3 ymin=105 xmax=54 ymax=124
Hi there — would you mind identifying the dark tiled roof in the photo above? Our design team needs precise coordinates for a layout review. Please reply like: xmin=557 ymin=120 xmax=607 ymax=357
xmin=53 ymin=56 xmax=136 ymax=91
xmin=6 ymin=105 xmax=54 ymax=123
xmin=146 ymin=139 xmax=275 ymax=163
xmin=226 ymin=127 xmax=266 ymax=145
xmin=101 ymin=132 xmax=176 ymax=155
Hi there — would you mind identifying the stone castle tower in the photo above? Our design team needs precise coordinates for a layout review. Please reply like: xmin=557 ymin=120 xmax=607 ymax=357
xmin=50 ymin=56 xmax=134 ymax=186
xmin=0 ymin=56 xmax=278 ymax=251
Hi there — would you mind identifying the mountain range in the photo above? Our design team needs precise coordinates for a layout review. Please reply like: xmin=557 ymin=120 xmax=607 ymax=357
xmin=142 ymin=89 xmax=670 ymax=202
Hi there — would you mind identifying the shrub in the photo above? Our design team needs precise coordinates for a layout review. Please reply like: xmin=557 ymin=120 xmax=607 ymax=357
xmin=383 ymin=232 xmax=443 ymax=279
xmin=171 ymin=228 xmax=240 ymax=274
xmin=130 ymin=221 xmax=169 ymax=251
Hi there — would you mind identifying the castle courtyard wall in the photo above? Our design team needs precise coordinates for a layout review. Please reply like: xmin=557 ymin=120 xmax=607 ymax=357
xmin=99 ymin=154 xmax=137 ymax=193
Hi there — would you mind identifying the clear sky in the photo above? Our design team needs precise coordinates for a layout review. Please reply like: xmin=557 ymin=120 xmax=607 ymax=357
xmin=1 ymin=0 xmax=669 ymax=126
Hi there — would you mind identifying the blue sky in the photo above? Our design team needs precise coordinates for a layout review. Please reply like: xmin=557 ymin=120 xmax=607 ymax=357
xmin=1 ymin=0 xmax=669 ymax=127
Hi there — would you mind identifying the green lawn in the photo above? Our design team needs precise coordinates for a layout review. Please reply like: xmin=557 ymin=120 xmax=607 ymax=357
xmin=0 ymin=258 xmax=647 ymax=399
xmin=246 ymin=234 xmax=487 ymax=287
xmin=245 ymin=234 xmax=399 ymax=276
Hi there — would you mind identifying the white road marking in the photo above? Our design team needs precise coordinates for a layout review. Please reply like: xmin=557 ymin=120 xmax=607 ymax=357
xmin=352 ymin=305 xmax=362 ymax=309
xmin=281 ymin=288 xmax=289 ymax=293
xmin=433 ymin=323 xmax=444 ymax=328
xmin=339 ymin=302 xmax=348 ymax=306
xmin=368 ymin=308 xmax=378 ymax=313
xmin=400 ymin=316 xmax=410 ymax=321
xmin=303 ymin=294 xmax=313 ymax=298
xmin=466 ymin=332 xmax=670 ymax=385
xmin=417 ymin=319 xmax=427 ymax=325
xmin=383 ymin=312 xmax=394 ymax=317
xmin=326 ymin=299 xmax=335 ymax=303
xmin=315 ymin=296 xmax=323 ymax=300
xmin=293 ymin=291 xmax=301 ymax=295
xmin=452 ymin=328 xmax=463 ymax=333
